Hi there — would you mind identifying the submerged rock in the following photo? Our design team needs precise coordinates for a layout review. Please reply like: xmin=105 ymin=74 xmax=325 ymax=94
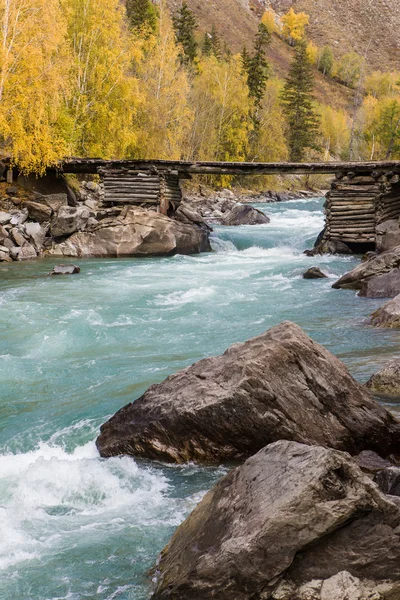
xmin=151 ymin=441 xmax=400 ymax=600
xmin=50 ymin=207 xmax=210 ymax=258
xmin=369 ymin=294 xmax=400 ymax=328
xmin=303 ymin=267 xmax=328 ymax=279
xmin=96 ymin=321 xmax=400 ymax=463
xmin=50 ymin=264 xmax=81 ymax=275
xmin=366 ymin=358 xmax=400 ymax=392
xmin=221 ymin=204 xmax=270 ymax=226
xmin=332 ymin=246 xmax=400 ymax=296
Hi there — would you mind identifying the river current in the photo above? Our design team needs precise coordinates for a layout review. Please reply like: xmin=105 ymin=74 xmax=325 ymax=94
xmin=1 ymin=198 xmax=400 ymax=600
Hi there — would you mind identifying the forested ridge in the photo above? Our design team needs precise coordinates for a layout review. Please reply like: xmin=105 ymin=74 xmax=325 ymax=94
xmin=1 ymin=0 xmax=400 ymax=177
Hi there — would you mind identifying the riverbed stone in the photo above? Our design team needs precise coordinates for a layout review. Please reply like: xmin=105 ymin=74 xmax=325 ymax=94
xmin=50 ymin=264 xmax=81 ymax=275
xmin=17 ymin=243 xmax=37 ymax=261
xmin=50 ymin=207 xmax=210 ymax=258
xmin=332 ymin=246 xmax=400 ymax=294
xmin=303 ymin=267 xmax=328 ymax=279
xmin=358 ymin=269 xmax=400 ymax=298
xmin=222 ymin=204 xmax=270 ymax=226
xmin=0 ymin=211 xmax=11 ymax=225
xmin=96 ymin=321 xmax=400 ymax=463
xmin=10 ymin=227 xmax=27 ymax=247
xmin=150 ymin=441 xmax=400 ymax=600
xmin=366 ymin=358 xmax=400 ymax=394
xmin=24 ymin=222 xmax=47 ymax=251
xmin=43 ymin=193 xmax=68 ymax=212
xmin=23 ymin=201 xmax=52 ymax=223
xmin=369 ymin=294 xmax=400 ymax=328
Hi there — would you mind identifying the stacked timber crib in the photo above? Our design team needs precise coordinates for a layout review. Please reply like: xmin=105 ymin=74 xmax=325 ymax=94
xmin=99 ymin=168 xmax=183 ymax=215
xmin=325 ymin=171 xmax=400 ymax=246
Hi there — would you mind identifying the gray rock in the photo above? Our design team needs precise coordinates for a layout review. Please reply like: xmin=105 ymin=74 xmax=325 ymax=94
xmin=50 ymin=207 xmax=210 ymax=258
xmin=24 ymin=222 xmax=47 ymax=251
xmin=43 ymin=193 xmax=68 ymax=212
xmin=0 ymin=250 xmax=11 ymax=262
xmin=96 ymin=321 xmax=400 ymax=463
xmin=376 ymin=219 xmax=400 ymax=253
xmin=366 ymin=358 xmax=400 ymax=394
xmin=6 ymin=186 xmax=18 ymax=197
xmin=10 ymin=227 xmax=27 ymax=247
xmin=23 ymin=201 xmax=52 ymax=223
xmin=50 ymin=264 xmax=81 ymax=275
xmin=10 ymin=208 xmax=28 ymax=226
xmin=85 ymin=181 xmax=99 ymax=192
xmin=222 ymin=204 xmax=270 ymax=226
xmin=151 ymin=441 xmax=400 ymax=600
xmin=1 ymin=237 xmax=15 ymax=251
xmin=17 ymin=243 xmax=37 ymax=261
xmin=369 ymin=294 xmax=400 ymax=328
xmin=0 ymin=225 xmax=9 ymax=243
xmin=85 ymin=217 xmax=99 ymax=231
xmin=375 ymin=466 xmax=400 ymax=496
xmin=84 ymin=199 xmax=98 ymax=211
xmin=0 ymin=211 xmax=11 ymax=225
xmin=303 ymin=267 xmax=328 ymax=279
xmin=355 ymin=450 xmax=394 ymax=475
xmin=50 ymin=205 xmax=90 ymax=238
xmin=9 ymin=247 xmax=21 ymax=260
xmin=333 ymin=246 xmax=400 ymax=293
xmin=358 ymin=269 xmax=400 ymax=298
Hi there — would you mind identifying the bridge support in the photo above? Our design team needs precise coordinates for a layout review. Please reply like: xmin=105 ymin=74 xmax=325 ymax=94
xmin=319 ymin=171 xmax=400 ymax=252
xmin=100 ymin=168 xmax=183 ymax=215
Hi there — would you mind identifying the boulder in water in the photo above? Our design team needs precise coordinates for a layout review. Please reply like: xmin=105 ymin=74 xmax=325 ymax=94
xmin=332 ymin=246 xmax=400 ymax=295
xmin=50 ymin=264 xmax=81 ymax=275
xmin=151 ymin=441 xmax=400 ymax=600
xmin=50 ymin=207 xmax=210 ymax=258
xmin=221 ymin=204 xmax=270 ymax=226
xmin=96 ymin=321 xmax=400 ymax=463
xmin=366 ymin=358 xmax=400 ymax=393
xmin=369 ymin=294 xmax=400 ymax=328
xmin=303 ymin=267 xmax=328 ymax=279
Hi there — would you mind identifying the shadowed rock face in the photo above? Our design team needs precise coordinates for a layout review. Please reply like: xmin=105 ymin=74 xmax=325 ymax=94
xmin=150 ymin=441 xmax=400 ymax=600
xmin=96 ymin=321 xmax=400 ymax=463
xmin=49 ymin=207 xmax=210 ymax=258
xmin=332 ymin=247 xmax=400 ymax=297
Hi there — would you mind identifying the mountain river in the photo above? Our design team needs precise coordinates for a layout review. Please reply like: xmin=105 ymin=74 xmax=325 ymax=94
xmin=0 ymin=197 xmax=399 ymax=599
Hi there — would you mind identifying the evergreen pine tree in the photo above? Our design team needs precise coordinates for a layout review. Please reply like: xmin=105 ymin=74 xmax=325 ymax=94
xmin=281 ymin=39 xmax=320 ymax=161
xmin=246 ymin=23 xmax=271 ymax=109
xmin=240 ymin=46 xmax=251 ymax=76
xmin=202 ymin=32 xmax=212 ymax=57
xmin=210 ymin=25 xmax=222 ymax=60
xmin=172 ymin=2 xmax=198 ymax=65
xmin=126 ymin=0 xmax=157 ymax=32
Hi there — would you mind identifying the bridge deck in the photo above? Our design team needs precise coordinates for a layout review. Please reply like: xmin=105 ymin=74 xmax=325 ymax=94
xmin=61 ymin=158 xmax=400 ymax=176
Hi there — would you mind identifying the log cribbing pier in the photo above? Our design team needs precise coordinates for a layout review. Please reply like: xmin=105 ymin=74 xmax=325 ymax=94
xmin=59 ymin=159 xmax=400 ymax=249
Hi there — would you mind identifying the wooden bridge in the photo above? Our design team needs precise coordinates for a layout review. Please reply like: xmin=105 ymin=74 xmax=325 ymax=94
xmin=59 ymin=158 xmax=400 ymax=250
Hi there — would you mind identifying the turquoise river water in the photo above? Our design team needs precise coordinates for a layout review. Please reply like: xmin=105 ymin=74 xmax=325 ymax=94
xmin=1 ymin=198 xmax=400 ymax=600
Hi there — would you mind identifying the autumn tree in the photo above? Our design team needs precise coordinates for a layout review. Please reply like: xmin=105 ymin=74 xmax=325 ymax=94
xmin=261 ymin=8 xmax=278 ymax=34
xmin=335 ymin=51 xmax=363 ymax=88
xmin=318 ymin=105 xmax=350 ymax=158
xmin=318 ymin=45 xmax=334 ymax=76
xmin=173 ymin=1 xmax=198 ymax=65
xmin=370 ymin=98 xmax=400 ymax=159
xmin=63 ymin=0 xmax=140 ymax=159
xmin=126 ymin=0 xmax=158 ymax=33
xmin=134 ymin=1 xmax=192 ymax=159
xmin=281 ymin=39 xmax=320 ymax=161
xmin=281 ymin=8 xmax=309 ymax=45
xmin=0 ymin=0 xmax=70 ymax=174
xmin=187 ymin=55 xmax=251 ymax=168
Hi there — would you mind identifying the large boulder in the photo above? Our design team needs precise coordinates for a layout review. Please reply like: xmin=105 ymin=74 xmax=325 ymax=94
xmin=367 ymin=358 xmax=400 ymax=393
xmin=23 ymin=201 xmax=52 ymax=223
xmin=332 ymin=246 xmax=400 ymax=295
xmin=151 ymin=441 xmax=400 ymax=600
xmin=50 ymin=205 xmax=90 ymax=238
xmin=376 ymin=219 xmax=400 ymax=253
xmin=369 ymin=294 xmax=400 ymax=328
xmin=50 ymin=207 xmax=210 ymax=258
xmin=96 ymin=321 xmax=400 ymax=463
xmin=221 ymin=204 xmax=270 ymax=226
xmin=358 ymin=268 xmax=400 ymax=298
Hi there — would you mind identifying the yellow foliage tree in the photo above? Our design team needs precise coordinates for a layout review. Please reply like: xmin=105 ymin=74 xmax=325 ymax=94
xmin=306 ymin=41 xmax=319 ymax=66
xmin=0 ymin=0 xmax=70 ymax=174
xmin=317 ymin=105 xmax=350 ymax=159
xmin=261 ymin=8 xmax=278 ymax=34
xmin=281 ymin=8 xmax=309 ymax=44
xmin=133 ymin=1 xmax=192 ymax=159
xmin=364 ymin=71 xmax=400 ymax=99
xmin=62 ymin=0 xmax=140 ymax=158
xmin=187 ymin=55 xmax=251 ymax=163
